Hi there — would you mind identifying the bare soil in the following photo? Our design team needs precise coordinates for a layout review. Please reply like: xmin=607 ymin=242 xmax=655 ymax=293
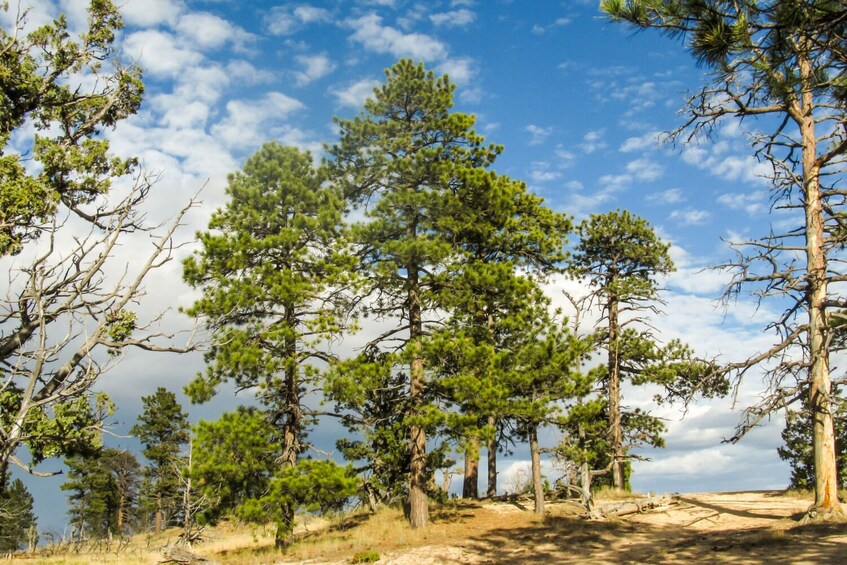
xmin=282 ymin=491 xmax=847 ymax=564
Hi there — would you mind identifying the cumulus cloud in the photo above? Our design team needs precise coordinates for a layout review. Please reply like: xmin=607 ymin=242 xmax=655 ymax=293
xmin=294 ymin=53 xmax=336 ymax=86
xmin=265 ymin=4 xmax=332 ymax=35
xmin=436 ymin=57 xmax=478 ymax=86
xmin=529 ymin=161 xmax=560 ymax=183
xmin=121 ymin=0 xmax=184 ymax=27
xmin=554 ymin=145 xmax=576 ymax=169
xmin=717 ymin=191 xmax=768 ymax=216
xmin=429 ymin=9 xmax=476 ymax=27
xmin=211 ymin=92 xmax=306 ymax=150
xmin=626 ymin=158 xmax=664 ymax=182
xmin=123 ymin=30 xmax=204 ymax=79
xmin=175 ymin=12 xmax=255 ymax=51
xmin=620 ymin=130 xmax=663 ymax=153
xmin=331 ymin=78 xmax=380 ymax=108
xmin=347 ymin=13 xmax=448 ymax=60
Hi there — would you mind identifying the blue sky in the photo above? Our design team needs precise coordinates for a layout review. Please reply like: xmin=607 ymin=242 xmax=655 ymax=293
xmin=4 ymin=0 xmax=801 ymax=532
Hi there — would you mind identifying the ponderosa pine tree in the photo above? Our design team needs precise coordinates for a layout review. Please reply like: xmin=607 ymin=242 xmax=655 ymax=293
xmin=183 ymin=143 xmax=352 ymax=542
xmin=506 ymin=310 xmax=593 ymax=514
xmin=130 ymin=388 xmax=189 ymax=533
xmin=431 ymin=163 xmax=572 ymax=499
xmin=326 ymin=60 xmax=509 ymax=528
xmin=190 ymin=407 xmax=280 ymax=525
xmin=0 ymin=479 xmax=35 ymax=552
xmin=602 ymin=0 xmax=847 ymax=518
xmin=779 ymin=392 xmax=847 ymax=491
xmin=569 ymin=211 xmax=725 ymax=489
xmin=62 ymin=449 xmax=141 ymax=539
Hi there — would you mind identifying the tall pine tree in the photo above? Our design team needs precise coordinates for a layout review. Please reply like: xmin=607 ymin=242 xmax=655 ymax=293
xmin=130 ymin=387 xmax=189 ymax=533
xmin=327 ymin=60 xmax=498 ymax=526
xmin=183 ymin=143 xmax=352 ymax=541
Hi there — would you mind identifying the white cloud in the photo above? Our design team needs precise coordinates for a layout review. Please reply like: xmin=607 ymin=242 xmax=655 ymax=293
xmin=717 ymin=191 xmax=768 ymax=216
xmin=123 ymin=30 xmax=203 ymax=79
xmin=331 ymin=79 xmax=379 ymax=108
xmin=598 ymin=173 xmax=632 ymax=191
xmin=347 ymin=13 xmax=448 ymax=60
xmin=626 ymin=158 xmax=664 ymax=182
xmin=680 ymin=130 xmax=775 ymax=186
xmin=175 ymin=12 xmax=254 ymax=51
xmin=529 ymin=162 xmax=560 ymax=183
xmin=211 ymin=92 xmax=306 ymax=150
xmin=526 ymin=124 xmax=553 ymax=146
xmin=554 ymin=145 xmax=576 ymax=169
xmin=430 ymin=9 xmax=476 ymax=27
xmin=647 ymin=188 xmax=685 ymax=205
xmin=669 ymin=207 xmax=711 ymax=226
xmin=580 ymin=129 xmax=607 ymax=153
xmin=265 ymin=4 xmax=332 ymax=36
xmin=620 ymin=130 xmax=662 ymax=153
xmin=436 ymin=57 xmax=477 ymax=86
xmin=121 ymin=0 xmax=184 ymax=27
xmin=294 ymin=54 xmax=336 ymax=86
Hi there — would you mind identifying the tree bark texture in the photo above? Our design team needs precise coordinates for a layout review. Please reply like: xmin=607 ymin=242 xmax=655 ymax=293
xmin=529 ymin=426 xmax=544 ymax=515
xmin=607 ymin=297 xmax=624 ymax=490
xmin=487 ymin=415 xmax=497 ymax=498
xmin=796 ymin=48 xmax=840 ymax=514
xmin=463 ymin=436 xmax=479 ymax=499
xmin=408 ymin=283 xmax=429 ymax=528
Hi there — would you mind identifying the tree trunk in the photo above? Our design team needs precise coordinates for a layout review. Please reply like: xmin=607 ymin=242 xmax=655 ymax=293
xmin=529 ymin=425 xmax=544 ymax=515
xmin=486 ymin=415 xmax=497 ymax=498
xmin=463 ymin=436 xmax=479 ymax=499
xmin=155 ymin=491 xmax=163 ymax=534
xmin=408 ymin=284 xmax=429 ymax=528
xmin=274 ymin=503 xmax=294 ymax=549
xmin=607 ymin=297 xmax=625 ymax=490
xmin=796 ymin=48 xmax=841 ymax=516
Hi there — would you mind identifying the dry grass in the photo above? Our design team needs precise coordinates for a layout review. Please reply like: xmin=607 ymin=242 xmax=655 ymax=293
xmin=12 ymin=491 xmax=844 ymax=564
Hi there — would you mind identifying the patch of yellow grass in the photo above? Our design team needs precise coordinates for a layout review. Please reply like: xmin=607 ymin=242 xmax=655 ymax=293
xmin=592 ymin=486 xmax=644 ymax=502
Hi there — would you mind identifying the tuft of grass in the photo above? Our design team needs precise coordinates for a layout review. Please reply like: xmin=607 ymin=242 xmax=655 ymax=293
xmin=351 ymin=549 xmax=381 ymax=563
xmin=592 ymin=486 xmax=643 ymax=502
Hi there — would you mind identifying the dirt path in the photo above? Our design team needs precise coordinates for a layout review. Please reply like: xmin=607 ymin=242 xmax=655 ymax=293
xmin=294 ymin=492 xmax=847 ymax=564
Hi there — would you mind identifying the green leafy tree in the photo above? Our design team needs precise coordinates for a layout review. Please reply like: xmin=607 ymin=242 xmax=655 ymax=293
xmin=62 ymin=448 xmax=141 ymax=539
xmin=432 ymin=165 xmax=571 ymax=499
xmin=329 ymin=346 xmax=412 ymax=511
xmin=0 ymin=0 xmax=143 ymax=256
xmin=568 ymin=210 xmax=674 ymax=490
xmin=183 ymin=142 xmax=351 ymax=539
xmin=778 ymin=393 xmax=847 ymax=491
xmin=191 ymin=407 xmax=280 ymax=525
xmin=602 ymin=0 xmax=847 ymax=517
xmin=326 ymin=59 xmax=562 ymax=526
xmin=130 ymin=388 xmax=190 ymax=533
xmin=237 ymin=459 xmax=359 ymax=547
xmin=0 ymin=479 xmax=36 ymax=552
xmin=506 ymin=314 xmax=593 ymax=514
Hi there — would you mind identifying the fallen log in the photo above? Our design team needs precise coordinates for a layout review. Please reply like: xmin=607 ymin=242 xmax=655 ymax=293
xmin=158 ymin=545 xmax=221 ymax=565
xmin=587 ymin=494 xmax=679 ymax=520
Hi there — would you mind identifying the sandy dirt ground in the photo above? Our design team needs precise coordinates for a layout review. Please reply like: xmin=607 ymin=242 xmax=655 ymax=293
xmin=292 ymin=491 xmax=847 ymax=565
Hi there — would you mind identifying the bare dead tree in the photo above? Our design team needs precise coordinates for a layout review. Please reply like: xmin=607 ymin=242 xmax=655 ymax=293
xmin=0 ymin=177 xmax=199 ymax=484
xmin=603 ymin=0 xmax=847 ymax=518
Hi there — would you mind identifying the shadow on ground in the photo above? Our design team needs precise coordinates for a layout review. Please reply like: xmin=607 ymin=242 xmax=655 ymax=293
xmin=460 ymin=513 xmax=847 ymax=563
